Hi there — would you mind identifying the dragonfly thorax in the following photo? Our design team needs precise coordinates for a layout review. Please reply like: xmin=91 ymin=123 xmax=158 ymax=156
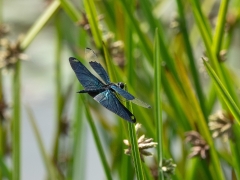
xmin=116 ymin=82 xmax=124 ymax=89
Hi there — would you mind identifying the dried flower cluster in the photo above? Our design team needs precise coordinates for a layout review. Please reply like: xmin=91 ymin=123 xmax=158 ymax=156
xmin=104 ymin=33 xmax=125 ymax=68
xmin=0 ymin=37 xmax=27 ymax=70
xmin=0 ymin=24 xmax=9 ymax=38
xmin=208 ymin=110 xmax=233 ymax=141
xmin=123 ymin=123 xmax=157 ymax=161
xmin=185 ymin=131 xmax=209 ymax=159
xmin=59 ymin=116 xmax=70 ymax=136
xmin=160 ymin=158 xmax=177 ymax=179
xmin=77 ymin=13 xmax=125 ymax=68
xmin=170 ymin=15 xmax=181 ymax=34
xmin=77 ymin=13 xmax=104 ymax=36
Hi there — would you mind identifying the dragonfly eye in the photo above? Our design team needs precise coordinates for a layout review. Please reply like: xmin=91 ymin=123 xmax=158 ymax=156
xmin=118 ymin=82 xmax=125 ymax=89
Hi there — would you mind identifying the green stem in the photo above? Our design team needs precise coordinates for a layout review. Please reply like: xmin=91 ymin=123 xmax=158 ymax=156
xmin=176 ymin=0 xmax=206 ymax=119
xmin=154 ymin=29 xmax=164 ymax=180
xmin=212 ymin=0 xmax=229 ymax=56
xmin=12 ymin=61 xmax=21 ymax=180
xmin=83 ymin=0 xmax=102 ymax=49
xmin=52 ymin=13 xmax=63 ymax=162
xmin=20 ymin=0 xmax=60 ymax=50
xmin=119 ymin=0 xmax=153 ymax=62
xmin=125 ymin=91 xmax=144 ymax=180
xmin=127 ymin=123 xmax=144 ymax=180
xmin=83 ymin=97 xmax=113 ymax=180
xmin=0 ymin=73 xmax=3 ymax=180
xmin=59 ymin=0 xmax=81 ymax=22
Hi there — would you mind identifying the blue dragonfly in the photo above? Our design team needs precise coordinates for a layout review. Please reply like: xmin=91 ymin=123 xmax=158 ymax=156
xmin=69 ymin=48 xmax=150 ymax=123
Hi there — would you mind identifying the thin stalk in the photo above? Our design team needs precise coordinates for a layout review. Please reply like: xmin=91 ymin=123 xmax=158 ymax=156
xmin=230 ymin=125 xmax=240 ymax=179
xmin=125 ymin=86 xmax=144 ymax=180
xmin=20 ymin=0 xmax=60 ymax=50
xmin=192 ymin=0 xmax=212 ymax=41
xmin=83 ymin=97 xmax=113 ymax=180
xmin=0 ymin=73 xmax=3 ymax=180
xmin=212 ymin=0 xmax=229 ymax=56
xmin=83 ymin=0 xmax=102 ymax=48
xmin=176 ymin=0 xmax=206 ymax=118
xmin=204 ymin=60 xmax=240 ymax=125
xmin=154 ymin=29 xmax=164 ymax=180
xmin=52 ymin=14 xmax=63 ymax=162
xmin=127 ymin=122 xmax=144 ymax=180
xmin=12 ymin=61 xmax=21 ymax=180
xmin=119 ymin=0 xmax=153 ymax=62
xmin=59 ymin=0 xmax=81 ymax=22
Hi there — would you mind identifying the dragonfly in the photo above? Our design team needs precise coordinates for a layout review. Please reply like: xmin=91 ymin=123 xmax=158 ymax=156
xmin=69 ymin=48 xmax=151 ymax=123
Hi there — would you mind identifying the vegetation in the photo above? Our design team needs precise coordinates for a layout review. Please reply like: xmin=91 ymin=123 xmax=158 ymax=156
xmin=1 ymin=0 xmax=240 ymax=179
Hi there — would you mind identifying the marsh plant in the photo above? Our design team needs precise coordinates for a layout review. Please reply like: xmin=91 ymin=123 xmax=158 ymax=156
xmin=1 ymin=0 xmax=240 ymax=180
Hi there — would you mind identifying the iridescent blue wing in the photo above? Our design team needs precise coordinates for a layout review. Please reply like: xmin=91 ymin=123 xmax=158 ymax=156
xmin=110 ymin=85 xmax=151 ymax=108
xmin=110 ymin=85 xmax=134 ymax=100
xmin=69 ymin=57 xmax=105 ymax=90
xmin=93 ymin=90 xmax=136 ymax=123
xmin=89 ymin=61 xmax=110 ymax=84
xmin=85 ymin=48 xmax=110 ymax=84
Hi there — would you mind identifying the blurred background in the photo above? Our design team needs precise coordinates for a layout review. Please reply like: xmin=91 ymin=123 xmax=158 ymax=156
xmin=1 ymin=0 xmax=240 ymax=180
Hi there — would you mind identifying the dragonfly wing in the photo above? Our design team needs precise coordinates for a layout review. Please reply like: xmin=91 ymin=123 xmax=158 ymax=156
xmin=111 ymin=85 xmax=151 ymax=108
xmin=130 ymin=98 xmax=151 ymax=108
xmin=110 ymin=85 xmax=134 ymax=100
xmin=93 ymin=90 xmax=136 ymax=123
xmin=69 ymin=57 xmax=105 ymax=89
xmin=89 ymin=61 xmax=110 ymax=84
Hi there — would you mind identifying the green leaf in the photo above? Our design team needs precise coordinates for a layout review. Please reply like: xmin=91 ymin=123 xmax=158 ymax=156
xmin=12 ymin=62 xmax=21 ymax=180
xmin=204 ymin=60 xmax=240 ymax=125
xmin=83 ymin=0 xmax=102 ymax=48
xmin=153 ymin=28 xmax=164 ymax=180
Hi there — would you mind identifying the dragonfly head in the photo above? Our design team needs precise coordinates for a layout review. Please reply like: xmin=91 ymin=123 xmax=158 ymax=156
xmin=116 ymin=82 xmax=124 ymax=89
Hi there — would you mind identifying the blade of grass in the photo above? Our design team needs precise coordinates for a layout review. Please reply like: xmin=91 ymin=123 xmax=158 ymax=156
xmin=103 ymin=43 xmax=117 ymax=82
xmin=154 ymin=29 xmax=164 ymax=180
xmin=82 ymin=96 xmax=112 ymax=180
xmin=126 ymin=102 xmax=144 ymax=180
xmin=203 ymin=60 xmax=240 ymax=125
xmin=206 ymin=83 xmax=217 ymax=115
xmin=125 ymin=19 xmax=134 ymax=86
xmin=165 ymin=64 xmax=224 ymax=180
xmin=59 ymin=0 xmax=81 ymax=22
xmin=119 ymin=0 xmax=153 ymax=62
xmin=190 ymin=0 xmax=239 ymax=110
xmin=0 ymin=154 xmax=11 ymax=179
xmin=26 ymin=107 xmax=57 ymax=179
xmin=83 ymin=0 xmax=102 ymax=48
xmin=138 ymin=0 xmax=165 ymax=37
xmin=52 ymin=13 xmax=63 ymax=163
xmin=192 ymin=0 xmax=212 ymax=41
xmin=176 ymin=0 xmax=206 ymax=118
xmin=68 ymin=26 xmax=88 ymax=180
xmin=212 ymin=0 xmax=229 ymax=56
xmin=71 ymin=83 xmax=87 ymax=180
xmin=0 ymin=73 xmax=5 ymax=180
xmin=161 ymin=71 xmax=191 ymax=131
xmin=12 ymin=61 xmax=21 ymax=180
xmin=230 ymin=125 xmax=240 ymax=179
